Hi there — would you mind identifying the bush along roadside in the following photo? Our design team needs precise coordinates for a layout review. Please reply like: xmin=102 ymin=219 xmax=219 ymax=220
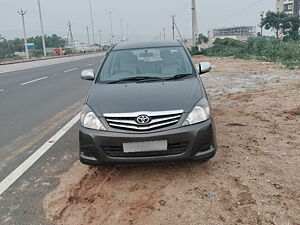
xmin=191 ymin=37 xmax=300 ymax=69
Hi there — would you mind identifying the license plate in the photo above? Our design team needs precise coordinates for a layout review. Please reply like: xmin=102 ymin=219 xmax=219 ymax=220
xmin=123 ymin=140 xmax=168 ymax=153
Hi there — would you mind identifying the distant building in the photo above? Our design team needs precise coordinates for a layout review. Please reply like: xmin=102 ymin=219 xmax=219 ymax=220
xmin=276 ymin=0 xmax=300 ymax=15
xmin=208 ymin=26 xmax=256 ymax=41
xmin=295 ymin=0 xmax=300 ymax=15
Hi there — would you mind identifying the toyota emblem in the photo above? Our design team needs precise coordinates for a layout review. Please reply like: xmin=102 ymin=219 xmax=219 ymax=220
xmin=136 ymin=115 xmax=151 ymax=124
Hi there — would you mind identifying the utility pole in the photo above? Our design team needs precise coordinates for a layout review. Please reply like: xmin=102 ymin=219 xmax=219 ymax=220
xmin=120 ymin=19 xmax=123 ymax=43
xmin=163 ymin=27 xmax=166 ymax=40
xmin=191 ymin=0 xmax=198 ymax=46
xmin=170 ymin=14 xmax=176 ymax=40
xmin=260 ymin=11 xmax=264 ymax=36
xmin=67 ymin=21 xmax=74 ymax=45
xmin=130 ymin=26 xmax=133 ymax=40
xmin=107 ymin=11 xmax=114 ymax=43
xmin=18 ymin=9 xmax=29 ymax=60
xmin=37 ymin=0 xmax=46 ymax=56
xmin=89 ymin=0 xmax=96 ymax=52
xmin=86 ymin=26 xmax=90 ymax=46
xmin=66 ymin=21 xmax=75 ymax=53
xmin=98 ymin=30 xmax=101 ymax=46
xmin=126 ymin=24 xmax=129 ymax=42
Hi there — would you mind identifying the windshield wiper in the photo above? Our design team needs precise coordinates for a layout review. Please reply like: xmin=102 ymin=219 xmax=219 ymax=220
xmin=106 ymin=76 xmax=165 ymax=84
xmin=105 ymin=74 xmax=193 ymax=84
xmin=166 ymin=73 xmax=194 ymax=81
xmin=136 ymin=77 xmax=166 ymax=83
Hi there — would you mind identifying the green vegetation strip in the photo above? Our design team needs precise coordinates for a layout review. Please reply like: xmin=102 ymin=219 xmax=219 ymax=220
xmin=192 ymin=37 xmax=300 ymax=69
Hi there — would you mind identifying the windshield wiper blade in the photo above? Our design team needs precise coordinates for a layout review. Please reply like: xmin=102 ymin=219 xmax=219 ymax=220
xmin=166 ymin=73 xmax=194 ymax=81
xmin=136 ymin=77 xmax=166 ymax=83
xmin=107 ymin=76 xmax=164 ymax=84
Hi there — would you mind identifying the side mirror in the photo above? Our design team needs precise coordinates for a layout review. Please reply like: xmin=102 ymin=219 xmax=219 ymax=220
xmin=81 ymin=69 xmax=95 ymax=81
xmin=199 ymin=62 xmax=212 ymax=75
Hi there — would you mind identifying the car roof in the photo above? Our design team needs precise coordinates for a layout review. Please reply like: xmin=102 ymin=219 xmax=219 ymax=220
xmin=112 ymin=40 xmax=182 ymax=51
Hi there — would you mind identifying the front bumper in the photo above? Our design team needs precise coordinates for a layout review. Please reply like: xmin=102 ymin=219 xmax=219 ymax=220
xmin=79 ymin=119 xmax=217 ymax=165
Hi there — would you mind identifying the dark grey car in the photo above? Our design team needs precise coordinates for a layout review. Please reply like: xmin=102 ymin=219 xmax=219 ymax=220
xmin=79 ymin=40 xmax=217 ymax=165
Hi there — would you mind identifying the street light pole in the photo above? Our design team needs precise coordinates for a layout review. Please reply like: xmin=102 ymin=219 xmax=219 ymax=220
xmin=98 ymin=30 xmax=101 ymax=45
xmin=120 ymin=19 xmax=123 ymax=43
xmin=37 ymin=0 xmax=46 ymax=56
xmin=191 ymin=0 xmax=198 ymax=46
xmin=89 ymin=0 xmax=96 ymax=52
xmin=18 ymin=9 xmax=29 ymax=60
xmin=260 ymin=11 xmax=264 ymax=36
xmin=86 ymin=26 xmax=90 ymax=46
xmin=107 ymin=11 xmax=114 ymax=44
xmin=126 ymin=24 xmax=129 ymax=42
xmin=163 ymin=27 xmax=166 ymax=40
xmin=108 ymin=11 xmax=113 ymax=43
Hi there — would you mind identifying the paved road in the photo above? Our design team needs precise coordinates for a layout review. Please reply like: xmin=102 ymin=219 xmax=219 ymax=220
xmin=0 ymin=53 xmax=102 ymax=73
xmin=0 ymin=54 xmax=104 ymax=224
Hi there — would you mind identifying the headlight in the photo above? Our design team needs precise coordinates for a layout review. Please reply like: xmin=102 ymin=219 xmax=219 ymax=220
xmin=182 ymin=98 xmax=210 ymax=126
xmin=80 ymin=105 xmax=106 ymax=131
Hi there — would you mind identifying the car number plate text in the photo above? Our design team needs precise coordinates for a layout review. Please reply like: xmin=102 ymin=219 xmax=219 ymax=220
xmin=123 ymin=140 xmax=168 ymax=153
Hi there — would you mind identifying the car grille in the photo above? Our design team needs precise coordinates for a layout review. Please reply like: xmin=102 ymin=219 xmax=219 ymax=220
xmin=104 ymin=110 xmax=183 ymax=131
xmin=102 ymin=142 xmax=188 ymax=157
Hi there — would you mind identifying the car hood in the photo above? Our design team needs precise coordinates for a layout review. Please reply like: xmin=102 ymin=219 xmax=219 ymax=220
xmin=88 ymin=78 xmax=203 ymax=116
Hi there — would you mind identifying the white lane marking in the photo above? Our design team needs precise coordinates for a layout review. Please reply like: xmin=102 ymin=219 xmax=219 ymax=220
xmin=64 ymin=68 xmax=78 ymax=73
xmin=0 ymin=89 xmax=4 ymax=92
xmin=86 ymin=63 xmax=94 ymax=67
xmin=19 ymin=76 xmax=48 ymax=86
xmin=0 ymin=53 xmax=105 ymax=74
xmin=0 ymin=70 xmax=15 ymax=74
xmin=0 ymin=113 xmax=80 ymax=196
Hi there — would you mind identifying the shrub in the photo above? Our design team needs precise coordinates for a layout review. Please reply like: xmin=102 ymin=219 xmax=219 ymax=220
xmin=30 ymin=49 xmax=44 ymax=58
xmin=201 ymin=37 xmax=300 ymax=68
xmin=190 ymin=46 xmax=201 ymax=56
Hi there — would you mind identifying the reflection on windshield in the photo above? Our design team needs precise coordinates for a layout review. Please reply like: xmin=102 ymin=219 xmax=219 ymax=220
xmin=97 ymin=46 xmax=194 ymax=83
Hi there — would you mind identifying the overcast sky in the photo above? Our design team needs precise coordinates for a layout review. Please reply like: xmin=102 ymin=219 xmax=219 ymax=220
xmin=0 ymin=0 xmax=275 ymax=42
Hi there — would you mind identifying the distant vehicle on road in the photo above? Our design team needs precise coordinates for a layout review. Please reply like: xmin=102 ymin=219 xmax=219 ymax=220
xmin=79 ymin=40 xmax=217 ymax=165
xmin=53 ymin=48 xmax=65 ymax=55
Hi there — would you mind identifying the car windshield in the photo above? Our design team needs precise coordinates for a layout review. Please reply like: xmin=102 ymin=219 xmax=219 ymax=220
xmin=96 ymin=46 xmax=195 ymax=83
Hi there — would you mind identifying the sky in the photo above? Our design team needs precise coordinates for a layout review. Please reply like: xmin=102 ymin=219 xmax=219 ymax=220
xmin=0 ymin=0 xmax=275 ymax=42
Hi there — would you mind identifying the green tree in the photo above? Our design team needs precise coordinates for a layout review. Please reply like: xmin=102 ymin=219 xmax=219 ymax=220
xmin=45 ymin=34 xmax=66 ymax=48
xmin=286 ymin=16 xmax=300 ymax=40
xmin=27 ymin=34 xmax=66 ymax=49
xmin=262 ymin=11 xmax=300 ymax=40
xmin=196 ymin=34 xmax=209 ymax=45
xmin=0 ymin=34 xmax=66 ymax=60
